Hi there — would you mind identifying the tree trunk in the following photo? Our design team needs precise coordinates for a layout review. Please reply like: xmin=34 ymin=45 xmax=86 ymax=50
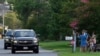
xmin=59 ymin=33 xmax=63 ymax=40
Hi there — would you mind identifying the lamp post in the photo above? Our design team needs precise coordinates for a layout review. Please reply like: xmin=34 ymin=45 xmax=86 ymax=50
xmin=70 ymin=20 xmax=78 ymax=52
xmin=2 ymin=0 xmax=10 ymax=34
xmin=2 ymin=6 xmax=4 ymax=35
xmin=73 ymin=29 xmax=76 ymax=52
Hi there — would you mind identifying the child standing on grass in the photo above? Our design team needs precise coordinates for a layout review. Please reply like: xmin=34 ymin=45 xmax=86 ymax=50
xmin=92 ymin=32 xmax=96 ymax=45
xmin=79 ymin=30 xmax=88 ymax=52
xmin=89 ymin=32 xmax=96 ymax=52
xmin=92 ymin=32 xmax=96 ymax=51
xmin=89 ymin=37 xmax=94 ymax=51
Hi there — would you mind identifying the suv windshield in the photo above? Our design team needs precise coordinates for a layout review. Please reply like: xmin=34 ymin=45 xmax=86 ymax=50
xmin=5 ymin=30 xmax=13 ymax=36
xmin=14 ymin=31 xmax=36 ymax=37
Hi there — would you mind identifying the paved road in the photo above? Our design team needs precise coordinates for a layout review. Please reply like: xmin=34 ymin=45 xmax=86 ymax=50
xmin=0 ymin=39 xmax=58 ymax=56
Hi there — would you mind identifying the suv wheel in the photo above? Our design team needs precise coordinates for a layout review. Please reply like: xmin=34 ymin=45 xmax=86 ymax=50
xmin=33 ymin=47 xmax=39 ymax=53
xmin=4 ymin=43 xmax=7 ymax=49
xmin=34 ymin=49 xmax=39 ymax=53
xmin=11 ymin=46 xmax=15 ymax=54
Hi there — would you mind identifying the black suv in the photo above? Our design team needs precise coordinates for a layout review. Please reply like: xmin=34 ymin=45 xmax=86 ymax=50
xmin=4 ymin=29 xmax=13 ymax=49
xmin=11 ymin=29 xmax=39 ymax=53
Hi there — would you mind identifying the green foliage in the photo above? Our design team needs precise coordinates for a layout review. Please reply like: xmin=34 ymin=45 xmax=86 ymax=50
xmin=8 ymin=0 xmax=15 ymax=4
xmin=75 ymin=1 xmax=100 ymax=42
xmin=26 ymin=0 xmax=71 ymax=40
xmin=48 ymin=0 xmax=79 ymax=40
xmin=14 ymin=0 xmax=37 ymax=28
xmin=22 ymin=0 xmax=80 ymax=41
xmin=26 ymin=1 xmax=53 ymax=41
xmin=11 ymin=0 xmax=100 ymax=42
xmin=5 ymin=11 xmax=22 ymax=29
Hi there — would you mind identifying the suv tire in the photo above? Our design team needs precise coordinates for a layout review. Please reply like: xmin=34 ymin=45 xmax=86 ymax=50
xmin=33 ymin=47 xmax=39 ymax=53
xmin=11 ymin=46 xmax=15 ymax=54
xmin=4 ymin=43 xmax=7 ymax=49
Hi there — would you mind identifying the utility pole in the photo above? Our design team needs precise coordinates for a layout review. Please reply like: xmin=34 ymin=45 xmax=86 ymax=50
xmin=73 ymin=29 xmax=76 ymax=52
xmin=2 ymin=0 xmax=9 ymax=35
xmin=2 ymin=0 xmax=5 ymax=35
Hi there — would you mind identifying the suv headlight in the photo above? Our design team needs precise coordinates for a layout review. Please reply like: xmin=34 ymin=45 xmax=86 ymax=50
xmin=33 ymin=38 xmax=38 ymax=43
xmin=14 ymin=40 xmax=18 ymax=43
xmin=5 ymin=39 xmax=9 ymax=41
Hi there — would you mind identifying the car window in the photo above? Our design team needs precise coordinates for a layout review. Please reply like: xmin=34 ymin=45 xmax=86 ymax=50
xmin=5 ymin=31 xmax=13 ymax=36
xmin=14 ymin=31 xmax=36 ymax=37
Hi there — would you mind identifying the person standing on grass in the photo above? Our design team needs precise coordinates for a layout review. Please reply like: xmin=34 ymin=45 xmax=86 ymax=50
xmin=92 ymin=32 xmax=97 ymax=52
xmin=92 ymin=32 xmax=96 ymax=44
xmin=83 ymin=30 xmax=89 ymax=50
xmin=79 ymin=30 xmax=88 ymax=52
xmin=83 ymin=30 xmax=88 ymax=39
xmin=89 ymin=36 xmax=94 ymax=52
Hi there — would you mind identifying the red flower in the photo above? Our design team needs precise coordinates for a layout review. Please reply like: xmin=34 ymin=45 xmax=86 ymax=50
xmin=81 ymin=0 xmax=89 ymax=3
xmin=70 ymin=20 xmax=79 ymax=29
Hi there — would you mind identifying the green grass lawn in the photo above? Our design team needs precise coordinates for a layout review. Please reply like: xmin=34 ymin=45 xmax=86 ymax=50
xmin=40 ymin=41 xmax=100 ymax=56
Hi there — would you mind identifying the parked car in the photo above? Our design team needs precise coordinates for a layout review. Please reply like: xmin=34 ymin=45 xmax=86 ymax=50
xmin=11 ymin=29 xmax=39 ymax=54
xmin=4 ymin=29 xmax=13 ymax=49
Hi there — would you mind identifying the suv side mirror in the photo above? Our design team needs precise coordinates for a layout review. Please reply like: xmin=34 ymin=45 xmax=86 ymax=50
xmin=2 ymin=34 xmax=5 ymax=37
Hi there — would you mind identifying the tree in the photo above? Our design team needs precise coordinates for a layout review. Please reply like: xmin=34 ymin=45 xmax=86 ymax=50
xmin=26 ymin=0 xmax=53 ymax=41
xmin=8 ymin=0 xmax=15 ymax=4
xmin=5 ymin=11 xmax=22 ymax=29
xmin=27 ymin=0 xmax=80 ymax=41
xmin=75 ymin=0 xmax=100 ymax=42
xmin=11 ymin=0 xmax=100 ymax=41
xmin=14 ymin=0 xmax=36 ymax=28
xmin=48 ymin=0 xmax=79 ymax=40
